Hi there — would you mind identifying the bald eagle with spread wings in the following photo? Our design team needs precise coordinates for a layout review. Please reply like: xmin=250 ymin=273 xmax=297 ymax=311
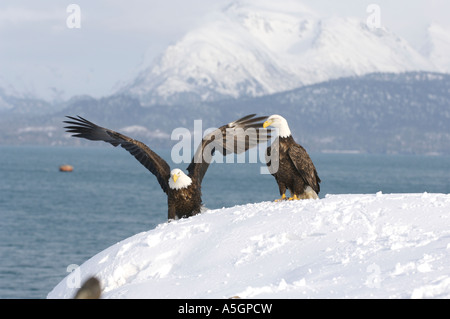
xmin=263 ymin=114 xmax=321 ymax=201
xmin=64 ymin=114 xmax=270 ymax=220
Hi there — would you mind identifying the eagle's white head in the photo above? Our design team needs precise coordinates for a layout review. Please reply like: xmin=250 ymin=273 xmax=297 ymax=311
xmin=263 ymin=114 xmax=292 ymax=138
xmin=169 ymin=168 xmax=192 ymax=190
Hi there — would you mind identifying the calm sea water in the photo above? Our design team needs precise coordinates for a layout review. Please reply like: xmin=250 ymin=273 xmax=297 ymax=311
xmin=0 ymin=146 xmax=449 ymax=299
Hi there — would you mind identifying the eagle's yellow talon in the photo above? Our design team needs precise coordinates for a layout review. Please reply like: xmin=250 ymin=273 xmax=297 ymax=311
xmin=274 ymin=194 xmax=286 ymax=202
xmin=288 ymin=194 xmax=299 ymax=201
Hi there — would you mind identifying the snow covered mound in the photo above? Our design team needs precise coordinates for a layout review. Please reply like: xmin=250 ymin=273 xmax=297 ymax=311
xmin=48 ymin=193 xmax=450 ymax=299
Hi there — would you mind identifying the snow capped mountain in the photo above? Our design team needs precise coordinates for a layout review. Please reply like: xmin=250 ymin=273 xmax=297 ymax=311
xmin=122 ymin=2 xmax=304 ymax=105
xmin=422 ymin=23 xmax=450 ymax=73
xmin=119 ymin=0 xmax=441 ymax=105
xmin=0 ymin=78 xmax=24 ymax=111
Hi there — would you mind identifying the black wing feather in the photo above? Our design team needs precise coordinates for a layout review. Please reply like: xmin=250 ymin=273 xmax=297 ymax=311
xmin=64 ymin=116 xmax=171 ymax=193
xmin=187 ymin=114 xmax=271 ymax=184
xmin=288 ymin=144 xmax=321 ymax=194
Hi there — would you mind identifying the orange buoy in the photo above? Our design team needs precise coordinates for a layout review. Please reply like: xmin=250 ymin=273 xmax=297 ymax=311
xmin=59 ymin=165 xmax=73 ymax=172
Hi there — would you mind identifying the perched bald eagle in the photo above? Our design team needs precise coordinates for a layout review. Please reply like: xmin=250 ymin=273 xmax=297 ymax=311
xmin=263 ymin=114 xmax=321 ymax=201
xmin=64 ymin=114 xmax=270 ymax=220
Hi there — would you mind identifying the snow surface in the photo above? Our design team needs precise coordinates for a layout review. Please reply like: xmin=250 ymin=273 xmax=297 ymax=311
xmin=48 ymin=193 xmax=450 ymax=299
xmin=422 ymin=23 xmax=450 ymax=73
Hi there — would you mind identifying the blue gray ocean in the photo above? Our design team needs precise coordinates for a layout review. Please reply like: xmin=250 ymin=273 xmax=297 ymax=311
xmin=0 ymin=146 xmax=449 ymax=298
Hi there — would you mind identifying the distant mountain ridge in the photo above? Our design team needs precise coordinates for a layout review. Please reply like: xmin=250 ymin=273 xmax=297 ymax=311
xmin=1 ymin=71 xmax=449 ymax=155
xmin=118 ymin=1 xmax=447 ymax=106
xmin=218 ymin=72 xmax=450 ymax=154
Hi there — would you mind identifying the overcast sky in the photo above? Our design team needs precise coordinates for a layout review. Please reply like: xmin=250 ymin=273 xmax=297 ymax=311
xmin=0 ymin=0 xmax=449 ymax=101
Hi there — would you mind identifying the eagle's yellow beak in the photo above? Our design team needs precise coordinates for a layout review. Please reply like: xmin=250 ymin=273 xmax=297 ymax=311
xmin=172 ymin=174 xmax=178 ymax=183
xmin=263 ymin=120 xmax=272 ymax=129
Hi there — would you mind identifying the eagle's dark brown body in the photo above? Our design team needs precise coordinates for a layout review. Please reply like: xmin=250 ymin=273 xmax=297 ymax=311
xmin=267 ymin=136 xmax=321 ymax=199
xmin=167 ymin=180 xmax=203 ymax=219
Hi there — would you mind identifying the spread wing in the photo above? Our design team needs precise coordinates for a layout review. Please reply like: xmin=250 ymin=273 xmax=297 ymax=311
xmin=288 ymin=144 xmax=321 ymax=194
xmin=64 ymin=116 xmax=171 ymax=193
xmin=187 ymin=114 xmax=271 ymax=184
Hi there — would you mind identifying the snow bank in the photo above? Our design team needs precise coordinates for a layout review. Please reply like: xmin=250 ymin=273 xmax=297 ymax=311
xmin=48 ymin=193 xmax=450 ymax=299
